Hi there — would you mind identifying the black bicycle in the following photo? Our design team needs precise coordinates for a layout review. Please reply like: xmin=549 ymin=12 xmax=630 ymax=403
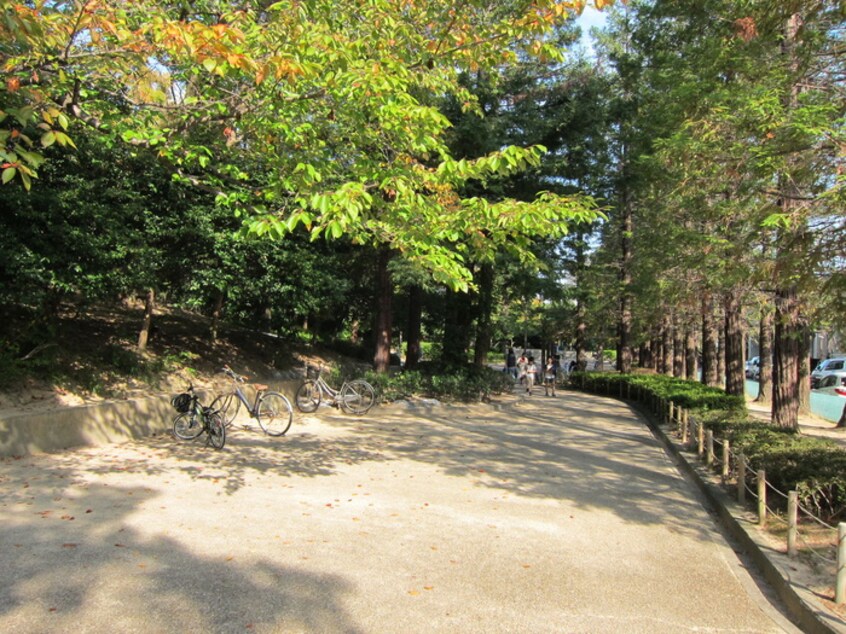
xmin=171 ymin=384 xmax=226 ymax=450
xmin=210 ymin=366 xmax=293 ymax=436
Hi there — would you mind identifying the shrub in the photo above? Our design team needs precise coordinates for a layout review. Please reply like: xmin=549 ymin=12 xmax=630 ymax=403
xmin=367 ymin=364 xmax=513 ymax=403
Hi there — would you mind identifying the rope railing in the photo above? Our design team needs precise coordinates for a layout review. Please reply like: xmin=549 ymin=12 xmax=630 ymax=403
xmin=574 ymin=377 xmax=846 ymax=605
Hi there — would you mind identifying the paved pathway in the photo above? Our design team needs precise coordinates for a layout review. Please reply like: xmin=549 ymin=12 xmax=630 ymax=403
xmin=1 ymin=389 xmax=801 ymax=633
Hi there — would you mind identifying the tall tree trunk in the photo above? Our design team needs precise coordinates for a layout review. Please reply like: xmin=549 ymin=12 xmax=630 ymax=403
xmin=773 ymin=287 xmax=800 ymax=429
xmin=717 ymin=327 xmax=726 ymax=387
xmin=661 ymin=313 xmax=673 ymax=375
xmin=640 ymin=340 xmax=652 ymax=371
xmin=757 ymin=308 xmax=773 ymax=404
xmin=702 ymin=291 xmax=719 ymax=387
xmin=137 ymin=288 xmax=155 ymax=351
xmin=575 ymin=300 xmax=587 ymax=371
xmin=685 ymin=326 xmax=697 ymax=381
xmin=473 ymin=263 xmax=494 ymax=368
xmin=798 ymin=327 xmax=811 ymax=415
xmin=404 ymin=285 xmax=422 ymax=370
xmin=443 ymin=286 xmax=474 ymax=366
xmin=672 ymin=317 xmax=684 ymax=378
xmin=617 ymin=187 xmax=633 ymax=374
xmin=373 ymin=250 xmax=393 ymax=373
xmin=771 ymin=12 xmax=805 ymax=430
xmin=724 ymin=289 xmax=745 ymax=397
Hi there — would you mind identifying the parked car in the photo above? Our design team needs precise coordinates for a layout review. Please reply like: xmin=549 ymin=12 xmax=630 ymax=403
xmin=811 ymin=357 xmax=846 ymax=389
xmin=813 ymin=373 xmax=846 ymax=398
xmin=745 ymin=356 xmax=760 ymax=380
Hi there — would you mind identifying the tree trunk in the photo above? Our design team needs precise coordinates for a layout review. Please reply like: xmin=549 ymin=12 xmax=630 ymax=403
xmin=473 ymin=263 xmax=494 ymax=368
xmin=640 ymin=340 xmax=652 ymax=371
xmin=724 ymin=290 xmax=745 ymax=397
xmin=443 ymin=286 xmax=474 ymax=366
xmin=137 ymin=288 xmax=155 ymax=351
xmin=373 ymin=250 xmax=393 ymax=373
xmin=772 ymin=287 xmax=800 ymax=429
xmin=672 ymin=319 xmax=684 ymax=378
xmin=404 ymin=285 xmax=422 ymax=370
xmin=799 ymin=327 xmax=811 ymax=415
xmin=575 ymin=300 xmax=587 ymax=371
xmin=617 ymin=187 xmax=633 ymax=374
xmin=837 ymin=402 xmax=846 ymax=428
xmin=757 ymin=308 xmax=773 ymax=404
xmin=702 ymin=292 xmax=719 ymax=387
xmin=210 ymin=288 xmax=225 ymax=342
xmin=661 ymin=313 xmax=673 ymax=375
xmin=685 ymin=327 xmax=697 ymax=381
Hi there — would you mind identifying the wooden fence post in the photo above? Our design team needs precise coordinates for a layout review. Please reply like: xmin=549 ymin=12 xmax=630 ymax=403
xmin=787 ymin=491 xmax=798 ymax=558
xmin=722 ymin=440 xmax=730 ymax=483
xmin=706 ymin=430 xmax=714 ymax=466
xmin=737 ymin=454 xmax=746 ymax=505
xmin=758 ymin=470 xmax=767 ymax=526
xmin=837 ymin=523 xmax=846 ymax=605
xmin=697 ymin=422 xmax=705 ymax=456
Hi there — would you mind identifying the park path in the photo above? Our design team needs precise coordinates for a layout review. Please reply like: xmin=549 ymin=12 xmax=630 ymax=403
xmin=0 ymin=388 xmax=800 ymax=633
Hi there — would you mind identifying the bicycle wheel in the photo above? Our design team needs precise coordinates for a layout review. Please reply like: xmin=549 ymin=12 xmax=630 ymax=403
xmin=295 ymin=380 xmax=321 ymax=413
xmin=257 ymin=391 xmax=294 ymax=436
xmin=339 ymin=380 xmax=376 ymax=415
xmin=206 ymin=412 xmax=226 ymax=450
xmin=210 ymin=392 xmax=241 ymax=427
xmin=173 ymin=412 xmax=204 ymax=440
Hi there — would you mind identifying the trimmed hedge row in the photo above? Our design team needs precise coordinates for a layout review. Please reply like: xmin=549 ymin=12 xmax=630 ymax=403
xmin=573 ymin=371 xmax=846 ymax=521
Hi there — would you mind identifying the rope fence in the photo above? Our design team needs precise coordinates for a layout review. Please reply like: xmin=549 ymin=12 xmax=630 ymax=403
xmin=576 ymin=375 xmax=846 ymax=605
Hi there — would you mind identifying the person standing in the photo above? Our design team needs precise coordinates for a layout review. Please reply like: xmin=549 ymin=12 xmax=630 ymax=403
xmin=506 ymin=348 xmax=517 ymax=379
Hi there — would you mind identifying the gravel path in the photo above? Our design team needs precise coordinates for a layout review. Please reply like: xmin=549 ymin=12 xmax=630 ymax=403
xmin=0 ymin=389 xmax=800 ymax=633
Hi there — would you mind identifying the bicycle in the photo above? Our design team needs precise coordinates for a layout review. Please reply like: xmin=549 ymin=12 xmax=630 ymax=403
xmin=171 ymin=384 xmax=226 ymax=450
xmin=295 ymin=364 xmax=376 ymax=415
xmin=209 ymin=366 xmax=293 ymax=436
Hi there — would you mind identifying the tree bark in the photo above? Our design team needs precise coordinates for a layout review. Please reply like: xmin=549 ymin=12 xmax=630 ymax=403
xmin=404 ymin=285 xmax=422 ymax=370
xmin=685 ymin=327 xmax=697 ymax=381
xmin=672 ymin=318 xmax=684 ymax=378
xmin=756 ymin=308 xmax=773 ymax=404
xmin=724 ymin=289 xmax=745 ymax=397
xmin=617 ymin=187 xmax=633 ymax=374
xmin=373 ymin=250 xmax=393 ymax=373
xmin=772 ymin=287 xmax=800 ymax=429
xmin=473 ymin=263 xmax=494 ymax=368
xmin=137 ymin=288 xmax=155 ymax=351
xmin=661 ymin=313 xmax=673 ymax=376
xmin=799 ymin=327 xmax=811 ymax=415
xmin=701 ymin=292 xmax=719 ymax=387
xmin=210 ymin=288 xmax=225 ymax=342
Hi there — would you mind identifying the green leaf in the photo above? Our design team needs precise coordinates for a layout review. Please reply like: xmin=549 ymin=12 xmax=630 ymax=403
xmin=1 ymin=167 xmax=16 ymax=184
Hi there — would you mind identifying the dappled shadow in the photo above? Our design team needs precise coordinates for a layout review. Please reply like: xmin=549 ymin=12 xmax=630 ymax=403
xmin=0 ymin=453 xmax=362 ymax=632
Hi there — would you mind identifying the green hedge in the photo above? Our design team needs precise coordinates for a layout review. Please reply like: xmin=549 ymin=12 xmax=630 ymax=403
xmin=366 ymin=363 xmax=514 ymax=403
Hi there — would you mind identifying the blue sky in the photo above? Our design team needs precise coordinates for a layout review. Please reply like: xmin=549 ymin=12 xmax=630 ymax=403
xmin=576 ymin=6 xmax=608 ymax=51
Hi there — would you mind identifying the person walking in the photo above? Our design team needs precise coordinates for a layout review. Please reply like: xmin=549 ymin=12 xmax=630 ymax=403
xmin=544 ymin=357 xmax=557 ymax=397
xmin=517 ymin=352 xmax=529 ymax=386
xmin=525 ymin=356 xmax=538 ymax=395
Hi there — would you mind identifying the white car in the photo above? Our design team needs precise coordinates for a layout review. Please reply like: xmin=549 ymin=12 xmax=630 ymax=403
xmin=811 ymin=357 xmax=846 ymax=389
xmin=745 ymin=356 xmax=760 ymax=380
xmin=813 ymin=373 xmax=846 ymax=397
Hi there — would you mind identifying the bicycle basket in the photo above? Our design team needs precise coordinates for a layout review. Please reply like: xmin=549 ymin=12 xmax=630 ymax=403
xmin=171 ymin=393 xmax=192 ymax=413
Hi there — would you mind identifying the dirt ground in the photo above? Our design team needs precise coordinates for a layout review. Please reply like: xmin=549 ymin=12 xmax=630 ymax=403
xmin=0 ymin=301 xmax=358 ymax=418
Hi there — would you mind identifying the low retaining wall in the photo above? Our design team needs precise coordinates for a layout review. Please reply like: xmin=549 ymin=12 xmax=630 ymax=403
xmin=0 ymin=380 xmax=300 ymax=457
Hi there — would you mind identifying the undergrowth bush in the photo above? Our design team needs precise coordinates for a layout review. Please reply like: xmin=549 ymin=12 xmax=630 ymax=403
xmin=366 ymin=363 xmax=513 ymax=403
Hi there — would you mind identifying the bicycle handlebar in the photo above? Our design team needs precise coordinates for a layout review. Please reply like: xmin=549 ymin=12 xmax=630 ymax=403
xmin=221 ymin=366 xmax=247 ymax=383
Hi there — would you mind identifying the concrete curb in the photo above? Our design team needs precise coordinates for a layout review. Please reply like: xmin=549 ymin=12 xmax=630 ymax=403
xmin=638 ymin=402 xmax=846 ymax=634
xmin=0 ymin=379 xmax=301 ymax=457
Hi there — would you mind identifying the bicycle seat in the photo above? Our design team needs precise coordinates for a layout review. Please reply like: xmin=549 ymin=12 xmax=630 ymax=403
xmin=254 ymin=383 xmax=268 ymax=391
